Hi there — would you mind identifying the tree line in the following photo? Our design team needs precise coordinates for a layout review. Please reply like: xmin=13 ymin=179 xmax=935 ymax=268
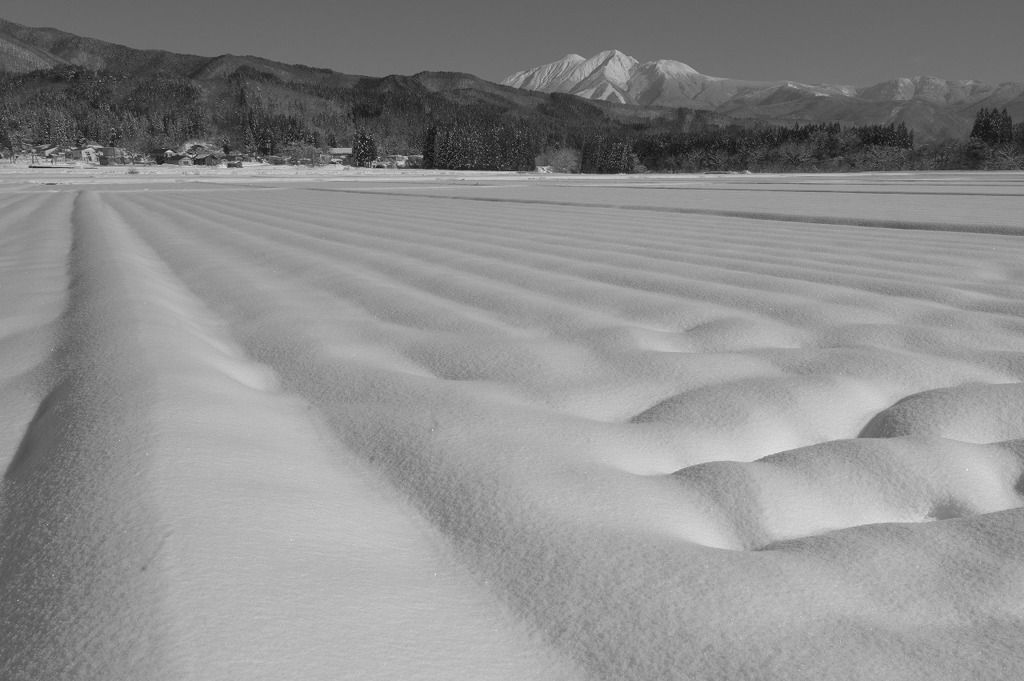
xmin=2 ymin=65 xmax=1023 ymax=172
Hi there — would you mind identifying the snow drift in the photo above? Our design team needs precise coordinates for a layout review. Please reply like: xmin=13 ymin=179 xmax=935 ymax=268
xmin=1 ymin=168 xmax=1024 ymax=680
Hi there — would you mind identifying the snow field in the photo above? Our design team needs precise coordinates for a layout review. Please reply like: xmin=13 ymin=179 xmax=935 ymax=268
xmin=1 ymin=171 xmax=1024 ymax=679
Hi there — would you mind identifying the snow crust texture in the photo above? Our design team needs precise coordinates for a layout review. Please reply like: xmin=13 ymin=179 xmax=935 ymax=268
xmin=2 ymin=169 xmax=1024 ymax=680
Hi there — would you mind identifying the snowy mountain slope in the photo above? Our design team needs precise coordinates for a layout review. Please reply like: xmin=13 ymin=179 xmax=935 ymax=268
xmin=502 ymin=51 xmax=850 ymax=108
xmin=504 ymin=50 xmax=640 ymax=103
xmin=503 ymin=51 xmax=1024 ymax=138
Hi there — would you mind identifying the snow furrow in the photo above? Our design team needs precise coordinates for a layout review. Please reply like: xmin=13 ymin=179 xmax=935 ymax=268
xmin=2 ymin=171 xmax=1024 ymax=680
xmin=212 ymin=188 xmax=1024 ymax=317
xmin=307 ymin=185 xmax=1024 ymax=234
xmin=98 ymin=195 xmax=586 ymax=681
xmin=0 ymin=191 xmax=184 ymax=681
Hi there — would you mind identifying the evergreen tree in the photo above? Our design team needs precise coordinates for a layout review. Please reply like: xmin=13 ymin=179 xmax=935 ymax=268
xmin=352 ymin=130 xmax=377 ymax=166
xmin=970 ymin=108 xmax=992 ymax=144
xmin=1013 ymin=122 xmax=1024 ymax=153
xmin=421 ymin=125 xmax=437 ymax=168
xmin=997 ymin=109 xmax=1014 ymax=145
xmin=969 ymin=108 xmax=1011 ymax=146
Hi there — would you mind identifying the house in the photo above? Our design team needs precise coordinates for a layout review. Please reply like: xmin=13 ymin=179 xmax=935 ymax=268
xmin=328 ymin=147 xmax=353 ymax=164
xmin=28 ymin=145 xmax=63 ymax=163
xmin=193 ymin=152 xmax=223 ymax=166
xmin=27 ymin=144 xmax=76 ymax=166
xmin=96 ymin=147 xmax=128 ymax=165
xmin=70 ymin=146 xmax=100 ymax=164
xmin=149 ymin=149 xmax=176 ymax=164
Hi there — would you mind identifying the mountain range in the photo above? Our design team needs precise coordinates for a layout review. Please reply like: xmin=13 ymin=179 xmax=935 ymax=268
xmin=0 ymin=17 xmax=686 ymax=126
xmin=2 ymin=16 xmax=1022 ymax=145
xmin=503 ymin=50 xmax=1024 ymax=142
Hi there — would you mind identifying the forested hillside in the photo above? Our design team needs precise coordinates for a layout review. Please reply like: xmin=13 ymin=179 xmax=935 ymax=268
xmin=3 ymin=16 xmax=1023 ymax=172
xmin=4 ymin=63 xmax=1023 ymax=172
xmin=0 ymin=63 xmax=727 ymax=161
xmin=2 ymin=64 xmax=1023 ymax=173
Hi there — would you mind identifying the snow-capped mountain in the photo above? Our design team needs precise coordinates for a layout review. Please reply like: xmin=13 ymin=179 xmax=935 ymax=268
xmin=501 ymin=50 xmax=844 ymax=108
xmin=502 ymin=51 xmax=1024 ymax=140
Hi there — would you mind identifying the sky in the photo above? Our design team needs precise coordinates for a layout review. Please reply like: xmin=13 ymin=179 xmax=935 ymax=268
xmin=2 ymin=0 xmax=1022 ymax=86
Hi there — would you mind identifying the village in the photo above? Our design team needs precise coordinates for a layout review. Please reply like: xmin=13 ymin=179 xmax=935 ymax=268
xmin=2 ymin=142 xmax=422 ymax=169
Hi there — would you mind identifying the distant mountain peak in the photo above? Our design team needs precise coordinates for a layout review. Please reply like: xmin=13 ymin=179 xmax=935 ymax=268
xmin=501 ymin=50 xmax=1024 ymax=142
xmin=503 ymin=50 xmax=707 ymax=106
xmin=593 ymin=49 xmax=630 ymax=60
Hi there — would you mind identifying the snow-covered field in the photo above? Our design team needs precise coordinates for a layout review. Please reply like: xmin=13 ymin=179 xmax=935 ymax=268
xmin=2 ymin=168 xmax=1024 ymax=680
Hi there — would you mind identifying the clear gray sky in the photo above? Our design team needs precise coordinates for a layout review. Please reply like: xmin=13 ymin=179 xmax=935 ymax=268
xmin=3 ymin=0 xmax=1022 ymax=86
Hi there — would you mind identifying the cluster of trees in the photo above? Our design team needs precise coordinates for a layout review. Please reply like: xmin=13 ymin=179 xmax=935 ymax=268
xmin=2 ymin=64 xmax=1023 ymax=173
xmin=442 ymin=119 xmax=920 ymax=174
xmin=970 ymin=108 xmax=1015 ymax=146
xmin=351 ymin=131 xmax=377 ymax=166
xmin=0 ymin=65 xmax=392 ymax=158
xmin=418 ymin=110 xmax=1003 ymax=175
xmin=949 ymin=107 xmax=1024 ymax=169
xmin=524 ymin=112 xmax=1023 ymax=173
xmin=625 ymin=122 xmax=914 ymax=173
xmin=0 ymin=66 xmax=211 ymax=153
xmin=421 ymin=112 xmax=535 ymax=170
